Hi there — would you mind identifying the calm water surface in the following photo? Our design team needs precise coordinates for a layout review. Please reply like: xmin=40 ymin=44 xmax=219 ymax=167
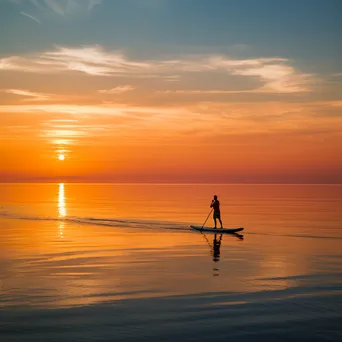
xmin=0 ymin=184 xmax=342 ymax=341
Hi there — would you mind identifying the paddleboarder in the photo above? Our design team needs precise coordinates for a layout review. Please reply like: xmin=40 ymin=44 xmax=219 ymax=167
xmin=210 ymin=195 xmax=223 ymax=229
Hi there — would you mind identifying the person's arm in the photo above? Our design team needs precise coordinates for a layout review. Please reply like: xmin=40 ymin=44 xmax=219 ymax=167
xmin=210 ymin=200 xmax=215 ymax=208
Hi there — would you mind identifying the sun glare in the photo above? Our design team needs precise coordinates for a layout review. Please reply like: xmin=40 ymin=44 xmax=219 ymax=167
xmin=58 ymin=154 xmax=65 ymax=161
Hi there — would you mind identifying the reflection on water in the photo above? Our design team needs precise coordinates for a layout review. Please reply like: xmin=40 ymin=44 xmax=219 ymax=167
xmin=200 ymin=233 xmax=224 ymax=276
xmin=212 ymin=234 xmax=222 ymax=276
xmin=212 ymin=234 xmax=222 ymax=262
xmin=0 ymin=184 xmax=341 ymax=310
xmin=58 ymin=183 xmax=66 ymax=238
xmin=58 ymin=183 xmax=66 ymax=217
xmin=201 ymin=232 xmax=243 ymax=276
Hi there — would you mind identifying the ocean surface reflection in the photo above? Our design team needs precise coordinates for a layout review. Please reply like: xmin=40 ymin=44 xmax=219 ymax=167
xmin=0 ymin=184 xmax=341 ymax=341
xmin=58 ymin=183 xmax=66 ymax=238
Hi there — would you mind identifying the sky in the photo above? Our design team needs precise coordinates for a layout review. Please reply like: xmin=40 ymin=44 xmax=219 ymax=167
xmin=0 ymin=0 xmax=342 ymax=183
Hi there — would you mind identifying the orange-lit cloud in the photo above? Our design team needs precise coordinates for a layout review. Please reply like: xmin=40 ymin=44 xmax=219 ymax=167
xmin=98 ymin=85 xmax=135 ymax=94
xmin=1 ymin=1 xmax=341 ymax=184
xmin=3 ymin=89 xmax=50 ymax=101
xmin=0 ymin=44 xmax=341 ymax=183
xmin=0 ymin=46 xmax=313 ymax=93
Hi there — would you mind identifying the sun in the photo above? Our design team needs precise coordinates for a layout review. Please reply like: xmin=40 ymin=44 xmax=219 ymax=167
xmin=58 ymin=154 xmax=65 ymax=161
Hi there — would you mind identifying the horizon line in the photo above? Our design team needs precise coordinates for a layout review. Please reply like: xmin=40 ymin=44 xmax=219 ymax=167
xmin=0 ymin=182 xmax=341 ymax=186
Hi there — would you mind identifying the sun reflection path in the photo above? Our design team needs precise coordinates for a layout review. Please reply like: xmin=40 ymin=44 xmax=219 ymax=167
xmin=58 ymin=183 xmax=67 ymax=217
xmin=58 ymin=183 xmax=67 ymax=238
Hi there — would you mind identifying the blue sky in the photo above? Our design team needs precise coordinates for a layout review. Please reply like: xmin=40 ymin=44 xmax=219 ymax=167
xmin=1 ymin=0 xmax=341 ymax=65
xmin=1 ymin=0 xmax=341 ymax=101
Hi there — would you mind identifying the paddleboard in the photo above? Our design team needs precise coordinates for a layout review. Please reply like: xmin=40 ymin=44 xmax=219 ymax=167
xmin=190 ymin=225 xmax=244 ymax=233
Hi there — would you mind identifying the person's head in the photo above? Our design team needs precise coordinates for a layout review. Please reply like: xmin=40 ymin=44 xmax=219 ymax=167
xmin=214 ymin=195 xmax=218 ymax=200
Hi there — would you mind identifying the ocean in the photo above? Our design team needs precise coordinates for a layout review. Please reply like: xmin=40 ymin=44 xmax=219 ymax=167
xmin=1 ymin=183 xmax=342 ymax=341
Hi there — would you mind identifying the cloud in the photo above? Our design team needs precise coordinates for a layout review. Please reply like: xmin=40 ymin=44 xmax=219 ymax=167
xmin=207 ymin=56 xmax=312 ymax=93
xmin=45 ymin=0 xmax=65 ymax=15
xmin=0 ymin=46 xmax=150 ymax=76
xmin=332 ymin=73 xmax=342 ymax=77
xmin=20 ymin=11 xmax=41 ymax=24
xmin=3 ymin=89 xmax=50 ymax=101
xmin=98 ymin=85 xmax=135 ymax=94
xmin=1 ymin=101 xmax=342 ymax=151
xmin=0 ymin=45 xmax=313 ymax=93
xmin=158 ymin=90 xmax=254 ymax=95
xmin=0 ymin=104 xmax=183 ymax=117
xmin=0 ymin=46 xmax=155 ymax=76
xmin=164 ymin=75 xmax=181 ymax=82
xmin=9 ymin=0 xmax=102 ymax=18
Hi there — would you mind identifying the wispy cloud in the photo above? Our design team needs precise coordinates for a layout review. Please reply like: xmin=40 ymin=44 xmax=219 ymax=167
xmin=98 ymin=85 xmax=135 ymax=94
xmin=0 ymin=45 xmax=313 ymax=93
xmin=164 ymin=75 xmax=181 ymax=82
xmin=1 ymin=88 xmax=96 ymax=104
xmin=158 ymin=90 xmax=253 ymax=95
xmin=3 ymin=89 xmax=50 ymax=101
xmin=207 ymin=56 xmax=312 ymax=93
xmin=0 ymin=46 xmax=151 ymax=76
xmin=9 ymin=0 xmax=101 ymax=18
xmin=1 ymin=101 xmax=342 ymax=151
xmin=20 ymin=11 xmax=41 ymax=24
xmin=0 ymin=104 xmax=183 ymax=117
xmin=43 ymin=0 xmax=64 ymax=15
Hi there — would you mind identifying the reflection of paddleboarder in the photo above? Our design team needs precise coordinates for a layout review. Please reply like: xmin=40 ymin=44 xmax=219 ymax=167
xmin=212 ymin=234 xmax=223 ymax=262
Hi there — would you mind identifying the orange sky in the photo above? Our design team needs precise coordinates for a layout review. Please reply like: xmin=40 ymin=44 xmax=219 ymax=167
xmin=1 ymin=96 xmax=341 ymax=183
xmin=1 ymin=1 xmax=342 ymax=183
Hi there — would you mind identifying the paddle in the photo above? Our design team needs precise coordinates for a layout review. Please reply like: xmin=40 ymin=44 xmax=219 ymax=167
xmin=201 ymin=208 xmax=213 ymax=231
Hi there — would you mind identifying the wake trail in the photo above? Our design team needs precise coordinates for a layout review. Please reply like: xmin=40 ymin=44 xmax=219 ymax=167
xmin=0 ymin=211 xmax=190 ymax=232
xmin=2 ymin=210 xmax=340 ymax=240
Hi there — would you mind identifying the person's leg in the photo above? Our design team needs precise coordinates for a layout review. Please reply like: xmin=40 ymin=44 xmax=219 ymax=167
xmin=219 ymin=218 xmax=223 ymax=228
xmin=214 ymin=217 xmax=217 ymax=228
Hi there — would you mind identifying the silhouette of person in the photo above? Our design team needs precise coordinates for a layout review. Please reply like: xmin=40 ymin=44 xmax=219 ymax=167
xmin=210 ymin=195 xmax=223 ymax=229
xmin=212 ymin=233 xmax=223 ymax=262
